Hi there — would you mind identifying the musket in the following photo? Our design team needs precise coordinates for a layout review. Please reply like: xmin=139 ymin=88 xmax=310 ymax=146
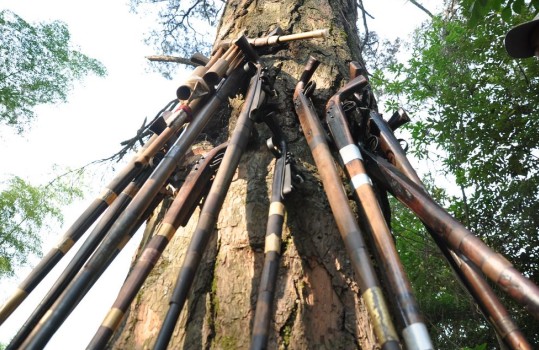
xmin=87 ymin=142 xmax=227 ymax=349
xmin=325 ymin=69 xmax=433 ymax=350
xmin=20 ymin=64 xmax=251 ymax=349
xmin=19 ymin=184 xmax=169 ymax=350
xmin=360 ymin=147 xmax=539 ymax=321
xmin=0 ymin=86 xmax=197 ymax=326
xmin=250 ymin=113 xmax=294 ymax=350
xmin=177 ymin=31 xmax=268 ymax=102
xmin=365 ymin=110 xmax=533 ymax=349
xmin=216 ymin=28 xmax=328 ymax=51
xmin=347 ymin=62 xmax=530 ymax=348
xmin=6 ymin=167 xmax=153 ymax=350
xmin=367 ymin=108 xmax=423 ymax=186
xmin=0 ymin=142 xmax=146 ymax=326
xmin=440 ymin=239 xmax=531 ymax=350
xmin=152 ymin=62 xmax=269 ymax=350
xmin=293 ymin=56 xmax=400 ymax=350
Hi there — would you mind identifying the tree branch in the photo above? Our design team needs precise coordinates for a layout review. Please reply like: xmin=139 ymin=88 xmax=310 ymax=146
xmin=145 ymin=55 xmax=197 ymax=67
xmin=357 ymin=0 xmax=371 ymax=49
xmin=407 ymin=0 xmax=434 ymax=18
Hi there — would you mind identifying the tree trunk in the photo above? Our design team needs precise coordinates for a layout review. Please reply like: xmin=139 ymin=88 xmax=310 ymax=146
xmin=111 ymin=0 xmax=377 ymax=348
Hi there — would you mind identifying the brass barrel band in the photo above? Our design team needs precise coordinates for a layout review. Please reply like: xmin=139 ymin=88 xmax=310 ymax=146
xmin=38 ymin=309 xmax=53 ymax=326
xmin=101 ymin=307 xmax=125 ymax=331
xmin=99 ymin=188 xmax=118 ymax=206
xmin=362 ymin=286 xmax=399 ymax=344
xmin=174 ymin=104 xmax=193 ymax=122
xmin=55 ymin=237 xmax=76 ymax=254
xmin=351 ymin=174 xmax=372 ymax=189
xmin=265 ymin=233 xmax=281 ymax=254
xmin=339 ymin=144 xmax=362 ymax=164
xmin=122 ymin=184 xmax=140 ymax=198
xmin=0 ymin=288 xmax=28 ymax=322
xmin=493 ymin=315 xmax=518 ymax=337
xmin=157 ymin=223 xmax=178 ymax=241
xmin=269 ymin=202 xmax=285 ymax=217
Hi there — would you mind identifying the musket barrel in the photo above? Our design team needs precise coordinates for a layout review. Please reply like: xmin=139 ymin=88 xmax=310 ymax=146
xmin=0 ymin=157 xmax=142 ymax=326
xmin=153 ymin=64 xmax=264 ymax=350
xmin=250 ymin=115 xmax=288 ymax=350
xmin=20 ymin=188 xmax=166 ymax=350
xmin=387 ymin=107 xmax=410 ymax=131
xmin=203 ymin=45 xmax=240 ymax=87
xmin=444 ymin=243 xmax=532 ymax=349
xmin=363 ymin=150 xmax=539 ymax=320
xmin=134 ymin=102 xmax=197 ymax=166
xmin=176 ymin=49 xmax=225 ymax=101
xmin=6 ymin=169 xmax=152 ymax=350
xmin=235 ymin=35 xmax=259 ymax=62
xmin=368 ymin=108 xmax=531 ymax=347
xmin=369 ymin=111 xmax=424 ymax=186
xmin=21 ymin=67 xmax=248 ymax=349
xmin=190 ymin=52 xmax=210 ymax=66
xmin=326 ymin=71 xmax=433 ymax=349
xmin=226 ymin=50 xmax=244 ymax=76
xmin=176 ymin=65 xmax=210 ymax=101
xmin=361 ymin=124 xmax=535 ymax=347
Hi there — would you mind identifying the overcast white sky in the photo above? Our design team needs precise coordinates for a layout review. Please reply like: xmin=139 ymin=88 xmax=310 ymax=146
xmin=0 ymin=0 xmax=436 ymax=348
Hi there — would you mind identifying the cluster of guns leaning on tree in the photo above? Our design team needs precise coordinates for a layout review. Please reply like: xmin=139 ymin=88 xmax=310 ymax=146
xmin=1 ymin=26 xmax=538 ymax=350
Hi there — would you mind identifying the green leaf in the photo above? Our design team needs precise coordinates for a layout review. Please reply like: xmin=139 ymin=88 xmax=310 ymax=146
xmin=501 ymin=6 xmax=513 ymax=21
xmin=512 ymin=0 xmax=525 ymax=14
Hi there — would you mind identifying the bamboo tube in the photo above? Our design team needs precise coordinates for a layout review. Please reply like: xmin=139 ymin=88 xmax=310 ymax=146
xmin=218 ymin=28 xmax=329 ymax=50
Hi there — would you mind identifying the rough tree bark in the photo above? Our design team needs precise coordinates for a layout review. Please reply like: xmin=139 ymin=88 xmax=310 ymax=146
xmin=111 ymin=0 xmax=379 ymax=348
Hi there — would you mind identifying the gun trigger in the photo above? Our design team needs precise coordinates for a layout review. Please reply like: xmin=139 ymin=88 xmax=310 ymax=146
xmin=266 ymin=137 xmax=281 ymax=158
xmin=304 ymin=81 xmax=316 ymax=98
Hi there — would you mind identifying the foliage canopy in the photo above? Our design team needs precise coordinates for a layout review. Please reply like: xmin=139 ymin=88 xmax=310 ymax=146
xmin=372 ymin=2 xmax=539 ymax=347
xmin=0 ymin=10 xmax=106 ymax=133
xmin=0 ymin=176 xmax=83 ymax=278
xmin=0 ymin=10 xmax=103 ymax=279
xmin=464 ymin=0 xmax=539 ymax=24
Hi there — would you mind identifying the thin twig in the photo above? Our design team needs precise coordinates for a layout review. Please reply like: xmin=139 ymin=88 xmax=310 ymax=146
xmin=146 ymin=55 xmax=197 ymax=67
xmin=407 ymin=0 xmax=434 ymax=18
